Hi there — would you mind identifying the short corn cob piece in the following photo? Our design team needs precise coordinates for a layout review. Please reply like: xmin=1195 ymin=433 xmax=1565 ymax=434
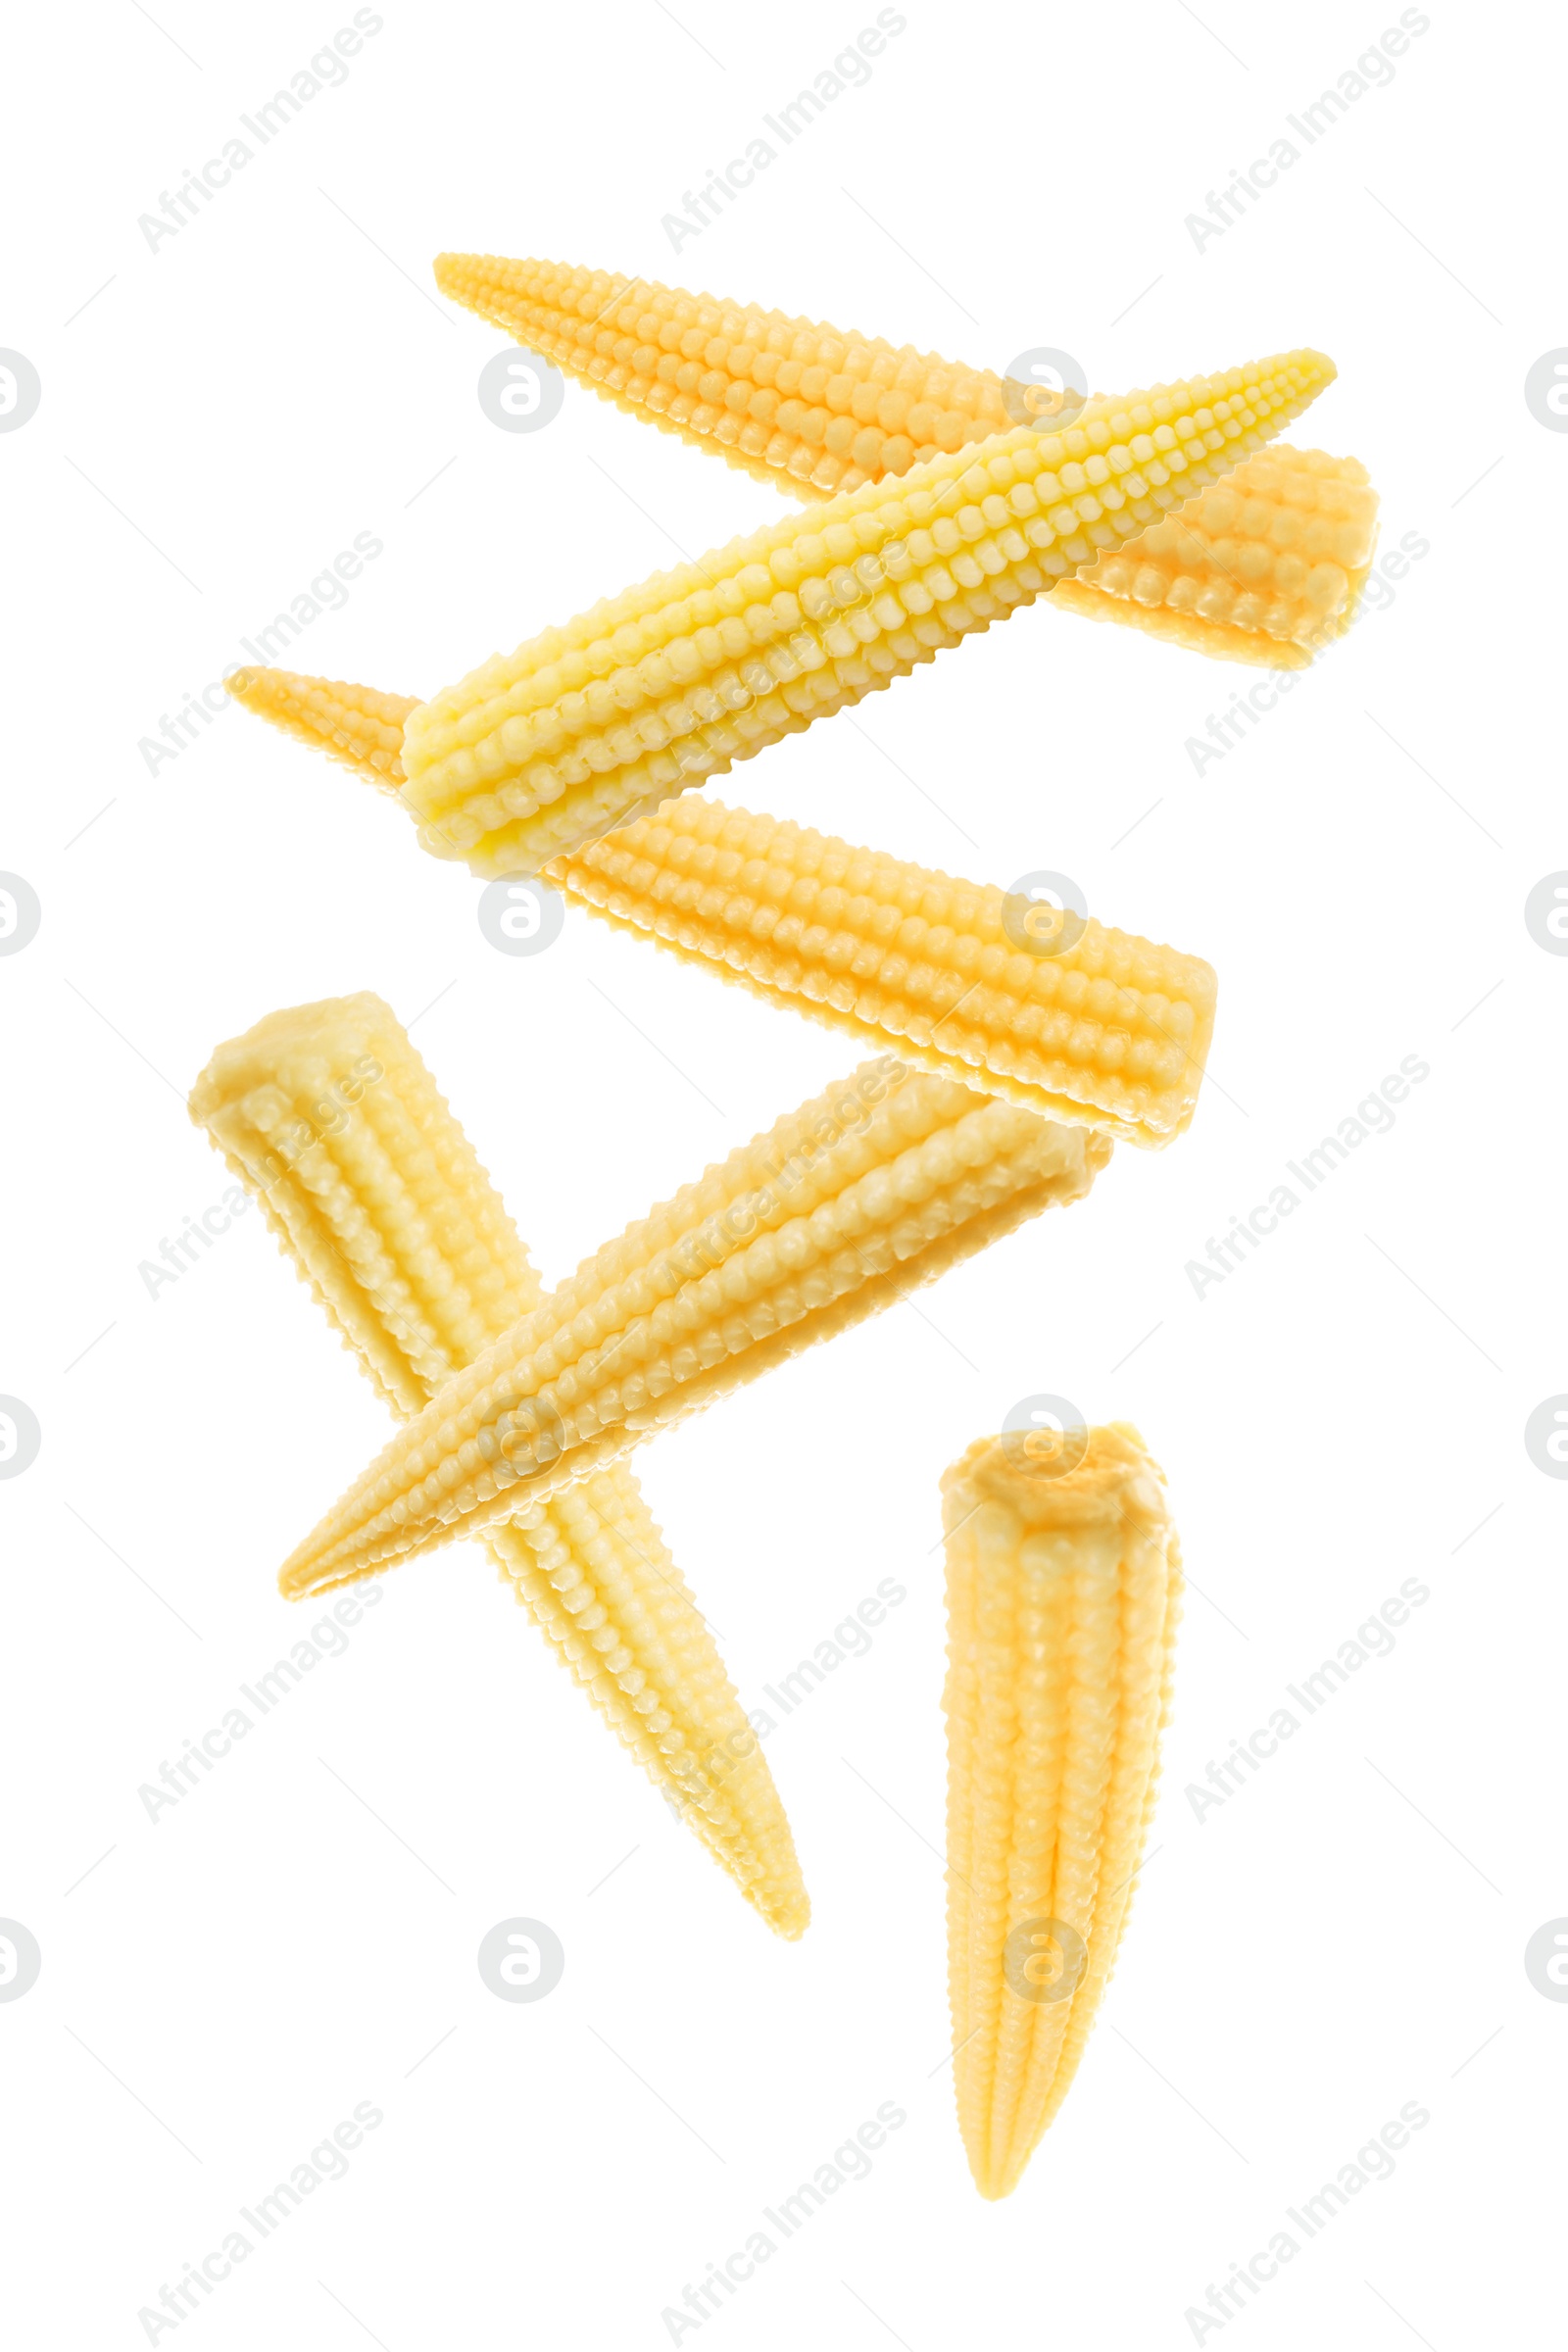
xmin=943 ymin=1425 xmax=1181 ymax=2198
xmin=189 ymin=994 xmax=808 ymax=1937
xmin=433 ymin=252 xmax=1016 ymax=498
xmin=279 ymin=1061 xmax=1113 ymax=1598
xmin=547 ymin=798 xmax=1217 ymax=1149
xmin=388 ymin=347 xmax=1335 ymax=875
xmin=1053 ymin=449 xmax=1379 ymax=666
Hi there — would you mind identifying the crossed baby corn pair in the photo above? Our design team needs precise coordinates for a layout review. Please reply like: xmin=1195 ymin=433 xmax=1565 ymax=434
xmin=229 ymin=334 xmax=1335 ymax=872
xmin=274 ymin=1058 xmax=1110 ymax=1596
xmin=941 ymin=1423 xmax=1181 ymax=2198
xmin=437 ymin=252 xmax=1374 ymax=667
xmin=190 ymin=996 xmax=808 ymax=1937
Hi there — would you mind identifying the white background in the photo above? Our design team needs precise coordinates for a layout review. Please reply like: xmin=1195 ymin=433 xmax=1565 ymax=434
xmin=3 ymin=1 xmax=1562 ymax=2344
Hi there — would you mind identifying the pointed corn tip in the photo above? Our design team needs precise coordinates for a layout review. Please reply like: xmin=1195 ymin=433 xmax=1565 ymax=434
xmin=760 ymin=1887 xmax=811 ymax=1941
xmin=224 ymin=665 xmax=417 ymax=792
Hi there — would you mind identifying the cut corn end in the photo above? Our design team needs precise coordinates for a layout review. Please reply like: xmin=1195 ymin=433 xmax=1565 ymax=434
xmin=548 ymin=796 xmax=1216 ymax=1149
xmin=189 ymin=992 xmax=809 ymax=1938
xmin=942 ymin=1423 xmax=1182 ymax=2197
xmin=1053 ymin=446 xmax=1377 ymax=667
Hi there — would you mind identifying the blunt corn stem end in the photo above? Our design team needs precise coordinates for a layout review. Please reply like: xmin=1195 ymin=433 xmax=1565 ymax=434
xmin=549 ymin=798 xmax=1217 ymax=1148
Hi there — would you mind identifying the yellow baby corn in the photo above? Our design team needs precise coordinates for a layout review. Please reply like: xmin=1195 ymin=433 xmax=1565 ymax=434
xmin=279 ymin=1061 xmax=1113 ymax=1599
xmin=225 ymin=451 xmax=1362 ymax=821
xmin=942 ymin=1425 xmax=1181 ymax=2198
xmin=434 ymin=251 xmax=1015 ymax=497
xmin=1054 ymin=448 xmax=1379 ymax=666
xmin=385 ymin=346 xmax=1334 ymax=875
xmin=547 ymin=797 xmax=1217 ymax=1149
xmin=189 ymin=994 xmax=808 ymax=1937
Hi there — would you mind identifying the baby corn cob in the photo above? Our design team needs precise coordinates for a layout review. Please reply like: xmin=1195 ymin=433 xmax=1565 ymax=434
xmin=225 ymin=446 xmax=1364 ymax=828
xmin=379 ymin=346 xmax=1334 ymax=874
xmin=189 ymin=994 xmax=808 ymax=1937
xmin=942 ymin=1425 xmax=1181 ymax=2198
xmin=279 ymin=1061 xmax=1113 ymax=1598
xmin=434 ymin=252 xmax=1015 ymax=498
xmin=218 ymin=684 xmax=1215 ymax=1146
xmin=1053 ymin=448 xmax=1379 ymax=666
xmin=547 ymin=798 xmax=1217 ymax=1149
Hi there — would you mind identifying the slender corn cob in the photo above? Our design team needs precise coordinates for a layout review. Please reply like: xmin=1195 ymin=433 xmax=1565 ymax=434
xmin=942 ymin=1424 xmax=1181 ymax=2198
xmin=224 ymin=445 xmax=1361 ymax=825
xmin=189 ymin=994 xmax=808 ymax=1937
xmin=217 ymin=683 xmax=1215 ymax=1146
xmin=364 ymin=347 xmax=1336 ymax=875
xmin=433 ymin=252 xmax=1017 ymax=498
xmin=1053 ymin=448 xmax=1379 ymax=666
xmin=547 ymin=798 xmax=1217 ymax=1149
xmin=278 ymin=1060 xmax=1113 ymax=1599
